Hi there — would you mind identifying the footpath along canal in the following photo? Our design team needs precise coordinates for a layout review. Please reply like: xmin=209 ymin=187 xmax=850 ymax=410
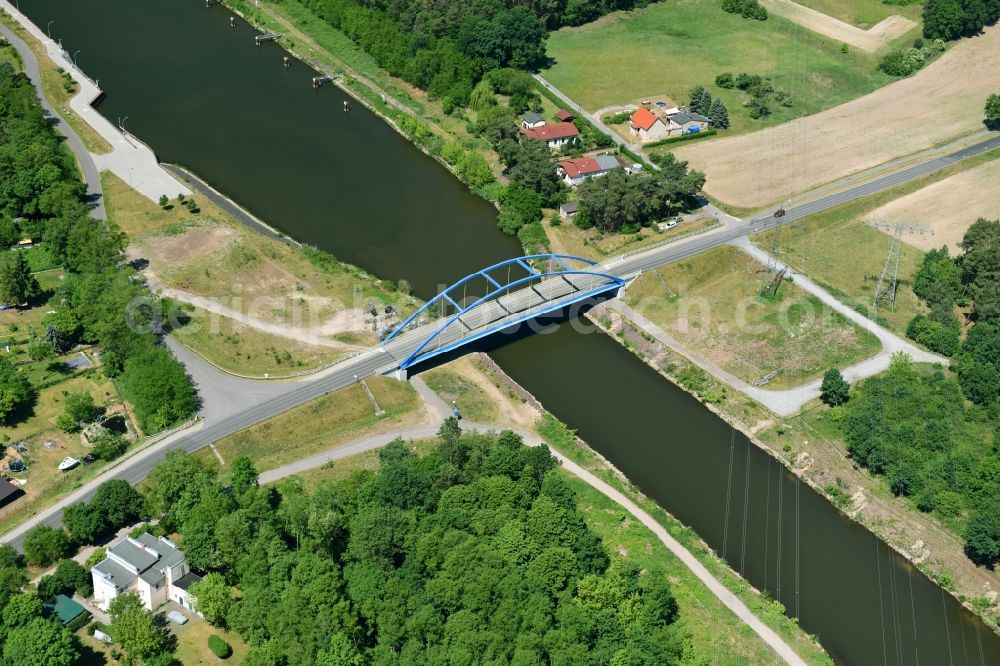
xmin=14 ymin=0 xmax=1000 ymax=663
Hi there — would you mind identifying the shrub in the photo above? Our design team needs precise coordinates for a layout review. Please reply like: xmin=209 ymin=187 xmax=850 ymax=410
xmin=722 ymin=0 xmax=767 ymax=19
xmin=879 ymin=47 xmax=929 ymax=77
xmin=602 ymin=110 xmax=633 ymax=124
xmin=714 ymin=72 xmax=735 ymax=88
xmin=207 ymin=635 xmax=232 ymax=659
xmin=91 ymin=433 xmax=128 ymax=461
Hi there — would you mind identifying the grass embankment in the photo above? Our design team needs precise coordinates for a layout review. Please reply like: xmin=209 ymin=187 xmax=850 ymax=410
xmin=754 ymin=390 xmax=1000 ymax=629
xmin=793 ymin=0 xmax=922 ymax=28
xmin=170 ymin=305 xmax=349 ymax=378
xmin=750 ymin=149 xmax=1000 ymax=333
xmin=103 ymin=173 xmax=409 ymax=375
xmin=0 ymin=11 xmax=111 ymax=154
xmin=545 ymin=0 xmax=896 ymax=133
xmin=536 ymin=416 xmax=832 ymax=664
xmin=206 ymin=377 xmax=424 ymax=473
xmin=624 ymin=245 xmax=881 ymax=388
xmin=0 ymin=38 xmax=21 ymax=69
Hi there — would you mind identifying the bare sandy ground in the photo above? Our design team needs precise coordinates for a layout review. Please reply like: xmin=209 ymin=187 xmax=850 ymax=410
xmin=762 ymin=0 xmax=916 ymax=52
xmin=674 ymin=25 xmax=1000 ymax=208
xmin=872 ymin=157 xmax=1000 ymax=251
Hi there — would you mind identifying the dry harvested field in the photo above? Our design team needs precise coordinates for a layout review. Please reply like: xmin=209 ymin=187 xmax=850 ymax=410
xmin=762 ymin=0 xmax=916 ymax=52
xmin=872 ymin=157 xmax=1000 ymax=251
xmin=674 ymin=25 xmax=1000 ymax=208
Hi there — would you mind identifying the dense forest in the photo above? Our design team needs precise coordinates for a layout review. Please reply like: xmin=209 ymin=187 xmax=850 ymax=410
xmin=0 ymin=62 xmax=196 ymax=431
xmin=297 ymin=0 xmax=663 ymax=109
xmin=844 ymin=219 xmax=1000 ymax=568
xmin=138 ymin=421 xmax=695 ymax=664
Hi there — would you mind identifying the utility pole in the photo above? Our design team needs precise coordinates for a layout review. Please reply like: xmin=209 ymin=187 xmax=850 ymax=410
xmin=865 ymin=216 xmax=933 ymax=319
xmin=762 ymin=200 xmax=792 ymax=295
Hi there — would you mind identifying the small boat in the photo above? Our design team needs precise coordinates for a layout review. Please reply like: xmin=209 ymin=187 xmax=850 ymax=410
xmin=58 ymin=457 xmax=80 ymax=472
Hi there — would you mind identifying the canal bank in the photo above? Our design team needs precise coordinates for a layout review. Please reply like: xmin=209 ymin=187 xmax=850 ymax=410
xmin=11 ymin=0 xmax=999 ymax=663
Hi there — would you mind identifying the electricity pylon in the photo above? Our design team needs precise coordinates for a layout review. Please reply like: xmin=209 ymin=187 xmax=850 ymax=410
xmin=865 ymin=216 xmax=933 ymax=317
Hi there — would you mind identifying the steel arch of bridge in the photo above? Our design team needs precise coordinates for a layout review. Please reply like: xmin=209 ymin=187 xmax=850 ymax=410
xmin=383 ymin=254 xmax=625 ymax=370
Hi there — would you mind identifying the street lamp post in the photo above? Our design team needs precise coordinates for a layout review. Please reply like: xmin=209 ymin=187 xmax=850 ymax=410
xmin=73 ymin=50 xmax=80 ymax=67
xmin=46 ymin=20 xmax=54 ymax=39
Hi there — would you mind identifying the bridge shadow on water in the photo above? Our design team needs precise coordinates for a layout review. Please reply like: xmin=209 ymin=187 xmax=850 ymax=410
xmin=406 ymin=294 xmax=613 ymax=377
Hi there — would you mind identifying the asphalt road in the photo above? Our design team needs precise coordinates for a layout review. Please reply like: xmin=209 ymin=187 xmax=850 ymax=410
xmin=4 ymin=99 xmax=998 ymax=550
xmin=0 ymin=20 xmax=106 ymax=220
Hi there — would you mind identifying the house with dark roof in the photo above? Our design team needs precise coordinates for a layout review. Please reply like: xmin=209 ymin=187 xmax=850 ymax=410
xmin=521 ymin=111 xmax=545 ymax=129
xmin=629 ymin=107 xmax=669 ymax=142
xmin=559 ymin=201 xmax=579 ymax=220
xmin=554 ymin=109 xmax=575 ymax=122
xmin=91 ymin=533 xmax=202 ymax=612
xmin=556 ymin=154 xmax=627 ymax=187
xmin=668 ymin=109 xmax=711 ymax=134
xmin=520 ymin=122 xmax=579 ymax=149
xmin=0 ymin=479 xmax=23 ymax=508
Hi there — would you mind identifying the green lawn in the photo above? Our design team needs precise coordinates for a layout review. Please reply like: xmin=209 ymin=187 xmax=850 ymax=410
xmin=793 ymin=0 xmax=922 ymax=28
xmin=208 ymin=377 xmax=423 ymax=472
xmin=422 ymin=368 xmax=500 ymax=423
xmin=624 ymin=246 xmax=882 ymax=388
xmin=544 ymin=0 xmax=894 ymax=134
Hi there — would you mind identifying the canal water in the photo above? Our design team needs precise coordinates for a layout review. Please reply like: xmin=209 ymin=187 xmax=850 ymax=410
xmin=18 ymin=1 xmax=1000 ymax=663
xmin=18 ymin=0 xmax=519 ymax=297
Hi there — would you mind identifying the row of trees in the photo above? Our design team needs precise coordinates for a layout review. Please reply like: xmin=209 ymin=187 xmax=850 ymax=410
xmin=139 ymin=421 xmax=696 ymax=664
xmin=575 ymin=155 xmax=705 ymax=233
xmin=689 ymin=85 xmax=730 ymax=129
xmin=923 ymin=0 xmax=1000 ymax=41
xmin=0 ymin=62 xmax=197 ymax=432
xmin=298 ymin=0 xmax=669 ymax=111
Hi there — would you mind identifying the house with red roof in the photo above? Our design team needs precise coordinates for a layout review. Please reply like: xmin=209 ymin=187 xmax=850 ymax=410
xmin=554 ymin=109 xmax=575 ymax=122
xmin=520 ymin=122 xmax=579 ymax=149
xmin=629 ymin=107 xmax=669 ymax=142
xmin=556 ymin=154 xmax=627 ymax=187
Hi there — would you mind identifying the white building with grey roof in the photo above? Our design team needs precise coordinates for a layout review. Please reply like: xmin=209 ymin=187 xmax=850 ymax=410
xmin=91 ymin=533 xmax=201 ymax=613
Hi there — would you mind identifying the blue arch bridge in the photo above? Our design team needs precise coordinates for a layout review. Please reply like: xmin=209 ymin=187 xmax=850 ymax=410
xmin=378 ymin=254 xmax=633 ymax=374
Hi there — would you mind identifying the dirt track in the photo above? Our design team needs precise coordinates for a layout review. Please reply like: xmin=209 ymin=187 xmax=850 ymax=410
xmin=762 ymin=0 xmax=915 ymax=52
xmin=873 ymin=157 xmax=1000 ymax=251
xmin=674 ymin=25 xmax=1000 ymax=208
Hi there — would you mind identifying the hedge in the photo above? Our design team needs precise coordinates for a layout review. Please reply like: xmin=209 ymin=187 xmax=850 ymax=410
xmin=207 ymin=635 xmax=232 ymax=659
xmin=644 ymin=128 xmax=718 ymax=149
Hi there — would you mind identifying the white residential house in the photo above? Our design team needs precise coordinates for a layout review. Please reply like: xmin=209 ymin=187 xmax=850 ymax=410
xmin=91 ymin=533 xmax=202 ymax=613
xmin=520 ymin=122 xmax=580 ymax=150
xmin=556 ymin=154 xmax=626 ymax=187
xmin=629 ymin=107 xmax=670 ymax=142
xmin=559 ymin=201 xmax=579 ymax=220
xmin=521 ymin=111 xmax=546 ymax=129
